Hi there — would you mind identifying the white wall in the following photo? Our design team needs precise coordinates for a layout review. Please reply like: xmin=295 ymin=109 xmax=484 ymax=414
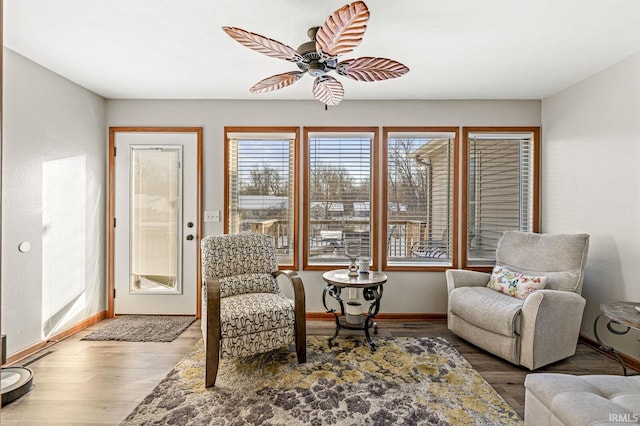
xmin=7 ymin=45 xmax=636 ymax=362
xmin=541 ymin=52 xmax=640 ymax=359
xmin=107 ymin=99 xmax=541 ymax=315
xmin=1 ymin=49 xmax=107 ymax=355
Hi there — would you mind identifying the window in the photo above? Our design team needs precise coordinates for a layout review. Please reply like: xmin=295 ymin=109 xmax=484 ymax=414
xmin=462 ymin=127 xmax=540 ymax=268
xmin=383 ymin=128 xmax=457 ymax=270
xmin=303 ymin=128 xmax=378 ymax=269
xmin=225 ymin=127 xmax=298 ymax=268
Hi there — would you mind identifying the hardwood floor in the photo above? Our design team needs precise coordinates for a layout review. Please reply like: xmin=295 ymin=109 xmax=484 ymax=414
xmin=1 ymin=318 xmax=201 ymax=426
xmin=1 ymin=319 xmax=632 ymax=425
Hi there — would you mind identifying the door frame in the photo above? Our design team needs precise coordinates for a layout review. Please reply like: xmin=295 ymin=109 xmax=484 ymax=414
xmin=107 ymin=127 xmax=203 ymax=318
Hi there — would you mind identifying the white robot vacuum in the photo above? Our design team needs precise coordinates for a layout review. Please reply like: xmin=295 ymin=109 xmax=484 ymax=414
xmin=1 ymin=335 xmax=34 ymax=406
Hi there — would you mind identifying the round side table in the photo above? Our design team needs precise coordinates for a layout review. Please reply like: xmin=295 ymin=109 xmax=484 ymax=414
xmin=321 ymin=269 xmax=388 ymax=351
xmin=594 ymin=301 xmax=640 ymax=376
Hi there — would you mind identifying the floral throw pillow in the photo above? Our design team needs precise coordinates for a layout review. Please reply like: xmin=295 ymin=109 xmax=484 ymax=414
xmin=486 ymin=265 xmax=547 ymax=299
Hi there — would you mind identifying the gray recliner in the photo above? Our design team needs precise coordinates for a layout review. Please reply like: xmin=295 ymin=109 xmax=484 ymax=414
xmin=446 ymin=231 xmax=589 ymax=370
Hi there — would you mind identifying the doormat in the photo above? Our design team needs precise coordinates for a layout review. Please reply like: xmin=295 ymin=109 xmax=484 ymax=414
xmin=122 ymin=336 xmax=522 ymax=425
xmin=82 ymin=315 xmax=196 ymax=342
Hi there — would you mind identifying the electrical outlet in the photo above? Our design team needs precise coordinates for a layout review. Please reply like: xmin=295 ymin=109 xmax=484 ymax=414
xmin=204 ymin=210 xmax=220 ymax=222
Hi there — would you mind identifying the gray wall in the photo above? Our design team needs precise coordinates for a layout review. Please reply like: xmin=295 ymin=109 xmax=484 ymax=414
xmin=106 ymin=99 xmax=541 ymax=315
xmin=2 ymin=49 xmax=106 ymax=355
xmin=11 ymin=43 xmax=637 ymax=363
xmin=541 ymin=52 xmax=640 ymax=359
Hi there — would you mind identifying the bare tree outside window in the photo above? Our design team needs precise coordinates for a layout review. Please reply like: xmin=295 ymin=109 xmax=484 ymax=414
xmin=387 ymin=138 xmax=429 ymax=220
xmin=225 ymin=128 xmax=298 ymax=268
xmin=384 ymin=129 xmax=456 ymax=269
xmin=305 ymin=130 xmax=376 ymax=268
xmin=243 ymin=166 xmax=288 ymax=196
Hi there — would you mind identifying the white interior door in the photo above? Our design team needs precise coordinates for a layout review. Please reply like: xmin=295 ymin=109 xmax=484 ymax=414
xmin=114 ymin=131 xmax=198 ymax=314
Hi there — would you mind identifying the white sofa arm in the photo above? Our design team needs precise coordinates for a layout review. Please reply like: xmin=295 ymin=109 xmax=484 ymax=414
xmin=520 ymin=289 xmax=586 ymax=370
xmin=445 ymin=269 xmax=491 ymax=294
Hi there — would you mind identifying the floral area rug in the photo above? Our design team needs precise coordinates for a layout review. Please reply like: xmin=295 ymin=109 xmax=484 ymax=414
xmin=122 ymin=336 xmax=522 ymax=425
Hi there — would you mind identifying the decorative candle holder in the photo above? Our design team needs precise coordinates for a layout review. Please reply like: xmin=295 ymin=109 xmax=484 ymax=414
xmin=344 ymin=238 xmax=361 ymax=277
xmin=358 ymin=256 xmax=370 ymax=273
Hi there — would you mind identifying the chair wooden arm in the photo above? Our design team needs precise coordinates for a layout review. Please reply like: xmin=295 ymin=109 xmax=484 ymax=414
xmin=273 ymin=270 xmax=307 ymax=363
xmin=205 ymin=277 xmax=221 ymax=387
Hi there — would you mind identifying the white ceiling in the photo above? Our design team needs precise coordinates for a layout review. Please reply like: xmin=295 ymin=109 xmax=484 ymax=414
xmin=5 ymin=0 xmax=640 ymax=101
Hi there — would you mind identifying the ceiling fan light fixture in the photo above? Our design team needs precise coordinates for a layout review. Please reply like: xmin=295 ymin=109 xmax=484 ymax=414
xmin=222 ymin=1 xmax=409 ymax=106
xmin=296 ymin=40 xmax=318 ymax=57
xmin=308 ymin=62 xmax=327 ymax=77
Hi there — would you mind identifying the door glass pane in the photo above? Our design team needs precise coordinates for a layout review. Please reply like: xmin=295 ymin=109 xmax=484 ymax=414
xmin=129 ymin=146 xmax=182 ymax=294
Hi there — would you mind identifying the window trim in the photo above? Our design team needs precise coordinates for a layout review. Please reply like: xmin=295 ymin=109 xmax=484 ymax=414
xmin=461 ymin=126 xmax=540 ymax=272
xmin=382 ymin=127 xmax=459 ymax=272
xmin=224 ymin=126 xmax=300 ymax=270
xmin=302 ymin=127 xmax=379 ymax=271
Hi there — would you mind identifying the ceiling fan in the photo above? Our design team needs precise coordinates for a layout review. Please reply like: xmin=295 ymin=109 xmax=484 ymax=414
xmin=222 ymin=1 xmax=409 ymax=106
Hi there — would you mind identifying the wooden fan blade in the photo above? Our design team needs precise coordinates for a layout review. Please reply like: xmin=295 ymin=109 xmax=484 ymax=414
xmin=312 ymin=76 xmax=344 ymax=106
xmin=250 ymin=72 xmax=305 ymax=94
xmin=316 ymin=1 xmax=370 ymax=57
xmin=336 ymin=57 xmax=410 ymax=81
xmin=223 ymin=27 xmax=303 ymax=62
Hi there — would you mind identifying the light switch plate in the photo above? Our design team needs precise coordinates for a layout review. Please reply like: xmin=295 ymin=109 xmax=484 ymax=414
xmin=204 ymin=210 xmax=220 ymax=222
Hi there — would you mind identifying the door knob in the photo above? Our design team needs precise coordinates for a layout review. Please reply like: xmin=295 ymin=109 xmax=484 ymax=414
xmin=187 ymin=222 xmax=194 ymax=228
xmin=186 ymin=235 xmax=194 ymax=241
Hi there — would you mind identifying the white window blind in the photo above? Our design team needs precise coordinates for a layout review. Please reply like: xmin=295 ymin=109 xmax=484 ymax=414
xmin=307 ymin=133 xmax=373 ymax=266
xmin=227 ymin=133 xmax=296 ymax=266
xmin=466 ymin=132 xmax=535 ymax=266
xmin=386 ymin=134 xmax=454 ymax=266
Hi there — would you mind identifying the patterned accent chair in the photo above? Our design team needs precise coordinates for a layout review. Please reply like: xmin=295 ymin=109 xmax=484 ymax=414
xmin=446 ymin=231 xmax=589 ymax=370
xmin=201 ymin=233 xmax=306 ymax=387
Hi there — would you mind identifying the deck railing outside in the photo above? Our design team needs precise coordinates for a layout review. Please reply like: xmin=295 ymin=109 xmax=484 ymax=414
xmin=244 ymin=218 xmax=444 ymax=259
